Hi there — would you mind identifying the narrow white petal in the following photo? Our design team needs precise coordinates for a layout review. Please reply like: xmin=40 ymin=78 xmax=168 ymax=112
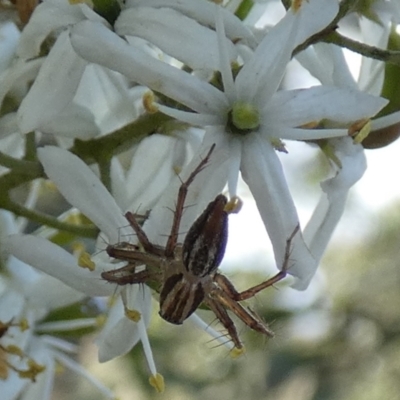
xmin=27 ymin=275 xmax=86 ymax=311
xmin=39 ymin=103 xmax=99 ymax=139
xmin=296 ymin=44 xmax=357 ymax=88
xmin=265 ymin=86 xmax=388 ymax=127
xmin=70 ymin=21 xmax=228 ymax=115
xmin=51 ymin=349 xmax=115 ymax=399
xmin=371 ymin=110 xmax=400 ymax=131
xmin=157 ymin=104 xmax=223 ymax=126
xmin=215 ymin=5 xmax=236 ymax=102
xmin=4 ymin=235 xmax=113 ymax=296
xmin=236 ymin=0 xmax=338 ymax=105
xmin=127 ymin=0 xmax=255 ymax=44
xmin=116 ymin=7 xmax=237 ymax=70
xmin=18 ymin=31 xmax=87 ymax=134
xmin=304 ymin=137 xmax=366 ymax=265
xmin=37 ymin=146 xmax=129 ymax=243
xmin=240 ymin=134 xmax=317 ymax=287
xmin=17 ymin=0 xmax=88 ymax=58
xmin=96 ymin=297 xmax=142 ymax=361
xmin=274 ymin=126 xmax=347 ymax=140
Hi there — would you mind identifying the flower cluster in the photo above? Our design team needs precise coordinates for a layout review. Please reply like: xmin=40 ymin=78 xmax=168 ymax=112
xmin=1 ymin=0 xmax=399 ymax=397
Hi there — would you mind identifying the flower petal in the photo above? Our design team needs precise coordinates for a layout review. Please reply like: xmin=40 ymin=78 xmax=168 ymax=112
xmin=265 ymin=86 xmax=388 ymax=128
xmin=4 ymin=235 xmax=114 ymax=296
xmin=17 ymin=0 xmax=106 ymax=59
xmin=70 ymin=20 xmax=228 ymax=115
xmin=17 ymin=31 xmax=87 ymax=134
xmin=116 ymin=7 xmax=237 ymax=70
xmin=240 ymin=133 xmax=317 ymax=288
xmin=37 ymin=146 xmax=129 ymax=243
xmin=236 ymin=0 xmax=339 ymax=105
xmin=127 ymin=0 xmax=255 ymax=44
xmin=304 ymin=137 xmax=366 ymax=264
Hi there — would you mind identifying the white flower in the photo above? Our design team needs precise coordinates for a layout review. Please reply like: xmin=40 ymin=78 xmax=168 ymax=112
xmin=0 ymin=211 xmax=114 ymax=400
xmin=70 ymin=0 xmax=387 ymax=289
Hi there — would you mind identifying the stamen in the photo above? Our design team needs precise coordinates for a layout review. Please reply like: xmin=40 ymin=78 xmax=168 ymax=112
xmin=149 ymin=373 xmax=165 ymax=393
xmin=143 ymin=91 xmax=159 ymax=114
xmin=125 ymin=308 xmax=141 ymax=322
xmin=78 ymin=252 xmax=96 ymax=271
xmin=224 ymin=196 xmax=243 ymax=214
xmin=230 ymin=346 xmax=246 ymax=359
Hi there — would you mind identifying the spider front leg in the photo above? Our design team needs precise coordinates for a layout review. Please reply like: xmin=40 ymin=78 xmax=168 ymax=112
xmin=165 ymin=144 xmax=216 ymax=257
xmin=215 ymin=224 xmax=300 ymax=301
xmin=101 ymin=263 xmax=159 ymax=285
xmin=124 ymin=211 xmax=164 ymax=256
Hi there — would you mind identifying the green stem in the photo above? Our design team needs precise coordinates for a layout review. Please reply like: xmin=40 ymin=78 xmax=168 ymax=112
xmin=0 ymin=151 xmax=42 ymax=175
xmin=25 ymin=132 xmax=37 ymax=161
xmin=3 ymin=198 xmax=98 ymax=238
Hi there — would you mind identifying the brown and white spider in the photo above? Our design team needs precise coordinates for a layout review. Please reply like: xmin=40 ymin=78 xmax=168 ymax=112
xmin=102 ymin=144 xmax=299 ymax=352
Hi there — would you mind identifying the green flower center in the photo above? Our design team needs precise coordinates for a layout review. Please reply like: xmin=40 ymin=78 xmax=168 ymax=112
xmin=227 ymin=102 xmax=260 ymax=135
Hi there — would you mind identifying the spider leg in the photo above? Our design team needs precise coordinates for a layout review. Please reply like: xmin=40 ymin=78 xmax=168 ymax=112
xmin=204 ymin=296 xmax=243 ymax=350
xmin=165 ymin=144 xmax=216 ymax=257
xmin=213 ymin=288 xmax=275 ymax=337
xmin=125 ymin=211 xmax=164 ymax=256
xmin=215 ymin=224 xmax=300 ymax=301
xmin=101 ymin=263 xmax=159 ymax=285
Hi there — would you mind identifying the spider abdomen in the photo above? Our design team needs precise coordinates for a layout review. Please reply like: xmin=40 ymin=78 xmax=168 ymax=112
xmin=159 ymin=273 xmax=205 ymax=324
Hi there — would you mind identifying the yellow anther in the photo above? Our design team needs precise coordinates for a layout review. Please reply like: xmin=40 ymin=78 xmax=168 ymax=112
xmin=65 ymin=212 xmax=84 ymax=225
xmin=71 ymin=241 xmax=85 ymax=253
xmin=19 ymin=319 xmax=29 ymax=332
xmin=224 ymin=196 xmax=243 ymax=214
xmin=299 ymin=120 xmax=320 ymax=129
xmin=125 ymin=308 xmax=141 ymax=322
xmin=291 ymin=0 xmax=307 ymax=12
xmin=6 ymin=345 xmax=24 ymax=357
xmin=18 ymin=359 xmax=46 ymax=382
xmin=0 ymin=359 xmax=8 ymax=379
xmin=149 ymin=373 xmax=165 ymax=393
xmin=230 ymin=346 xmax=246 ymax=359
xmin=96 ymin=314 xmax=107 ymax=328
xmin=270 ymin=138 xmax=288 ymax=153
xmin=143 ymin=91 xmax=159 ymax=114
xmin=78 ymin=252 xmax=96 ymax=271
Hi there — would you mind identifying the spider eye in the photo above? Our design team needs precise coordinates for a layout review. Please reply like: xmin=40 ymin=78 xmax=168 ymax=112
xmin=182 ymin=194 xmax=228 ymax=277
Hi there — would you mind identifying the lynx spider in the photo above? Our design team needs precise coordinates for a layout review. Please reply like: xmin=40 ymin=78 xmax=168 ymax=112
xmin=102 ymin=144 xmax=299 ymax=351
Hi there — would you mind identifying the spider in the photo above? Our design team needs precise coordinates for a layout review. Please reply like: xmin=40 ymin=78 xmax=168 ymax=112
xmin=102 ymin=144 xmax=299 ymax=352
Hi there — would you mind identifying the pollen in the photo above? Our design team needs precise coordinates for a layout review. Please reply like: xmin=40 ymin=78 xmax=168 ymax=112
xmin=18 ymin=359 xmax=46 ymax=382
xmin=19 ymin=319 xmax=29 ymax=332
xmin=143 ymin=91 xmax=159 ymax=114
xmin=291 ymin=0 xmax=308 ymax=12
xmin=224 ymin=196 xmax=243 ymax=214
xmin=149 ymin=373 xmax=165 ymax=393
xmin=78 ymin=251 xmax=96 ymax=271
xmin=125 ymin=308 xmax=141 ymax=322
xmin=230 ymin=346 xmax=246 ymax=359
